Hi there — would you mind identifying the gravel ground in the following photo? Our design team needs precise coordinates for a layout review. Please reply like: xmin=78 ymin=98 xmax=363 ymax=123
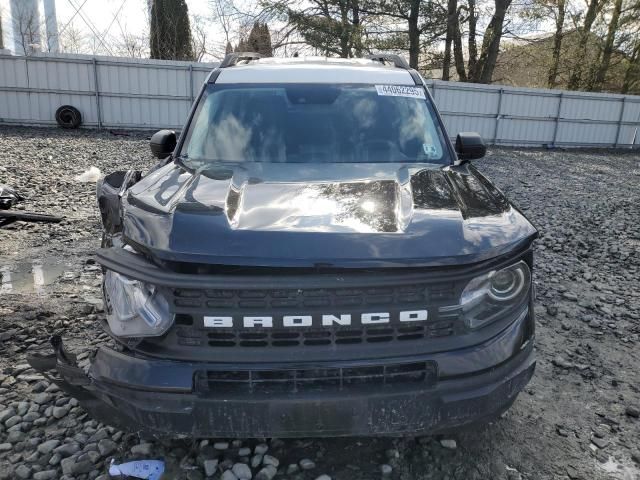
xmin=0 ymin=126 xmax=639 ymax=480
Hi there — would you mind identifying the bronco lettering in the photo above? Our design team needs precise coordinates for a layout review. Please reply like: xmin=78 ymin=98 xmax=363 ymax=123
xmin=203 ymin=310 xmax=429 ymax=328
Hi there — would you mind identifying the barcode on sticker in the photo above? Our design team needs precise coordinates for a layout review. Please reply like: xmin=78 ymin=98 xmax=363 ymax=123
xmin=375 ymin=85 xmax=426 ymax=99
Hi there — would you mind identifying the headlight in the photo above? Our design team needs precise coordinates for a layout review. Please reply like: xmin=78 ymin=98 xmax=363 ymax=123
xmin=459 ymin=261 xmax=531 ymax=329
xmin=104 ymin=270 xmax=172 ymax=337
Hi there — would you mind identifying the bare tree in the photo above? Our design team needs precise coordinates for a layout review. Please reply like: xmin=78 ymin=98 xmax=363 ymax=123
xmin=622 ymin=41 xmax=640 ymax=93
xmin=358 ymin=0 xmax=448 ymax=69
xmin=442 ymin=0 xmax=457 ymax=80
xmin=466 ymin=0 xmax=478 ymax=77
xmin=547 ymin=0 xmax=567 ymax=88
xmin=450 ymin=0 xmax=514 ymax=83
xmin=567 ymin=0 xmax=606 ymax=89
xmin=109 ymin=3 xmax=150 ymax=58
xmin=59 ymin=22 xmax=89 ymax=54
xmin=474 ymin=0 xmax=513 ymax=83
xmin=619 ymin=3 xmax=640 ymax=93
xmin=0 ymin=9 xmax=4 ymax=50
xmin=11 ymin=1 xmax=42 ymax=55
xmin=590 ymin=0 xmax=624 ymax=91
xmin=113 ymin=30 xmax=149 ymax=58
xmin=210 ymin=0 xmax=236 ymax=49
xmin=191 ymin=14 xmax=213 ymax=61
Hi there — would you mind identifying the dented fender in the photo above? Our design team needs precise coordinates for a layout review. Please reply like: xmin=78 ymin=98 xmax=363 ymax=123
xmin=96 ymin=170 xmax=141 ymax=239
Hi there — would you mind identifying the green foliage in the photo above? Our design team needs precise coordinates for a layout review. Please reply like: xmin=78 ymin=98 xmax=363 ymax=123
xmin=495 ymin=31 xmax=632 ymax=92
xmin=150 ymin=0 xmax=195 ymax=61
xmin=247 ymin=22 xmax=273 ymax=56
xmin=205 ymin=0 xmax=640 ymax=91
xmin=263 ymin=0 xmax=364 ymax=57
xmin=234 ymin=23 xmax=273 ymax=56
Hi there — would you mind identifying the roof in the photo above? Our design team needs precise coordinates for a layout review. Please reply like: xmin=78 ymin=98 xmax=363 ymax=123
xmin=216 ymin=56 xmax=416 ymax=85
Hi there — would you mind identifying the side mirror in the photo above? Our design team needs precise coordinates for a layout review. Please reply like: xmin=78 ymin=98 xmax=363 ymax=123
xmin=150 ymin=130 xmax=177 ymax=159
xmin=455 ymin=132 xmax=486 ymax=161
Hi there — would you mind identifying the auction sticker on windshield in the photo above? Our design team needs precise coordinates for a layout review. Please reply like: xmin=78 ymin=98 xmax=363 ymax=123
xmin=375 ymin=85 xmax=426 ymax=99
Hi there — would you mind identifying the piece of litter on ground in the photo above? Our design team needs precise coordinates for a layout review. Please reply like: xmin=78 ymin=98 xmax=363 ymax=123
xmin=108 ymin=459 xmax=165 ymax=480
xmin=75 ymin=166 xmax=101 ymax=182
xmin=440 ymin=439 xmax=457 ymax=449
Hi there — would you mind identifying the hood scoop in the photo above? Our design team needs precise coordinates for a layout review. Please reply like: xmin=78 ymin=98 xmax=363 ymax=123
xmin=224 ymin=177 xmax=407 ymax=233
xmin=121 ymin=161 xmax=537 ymax=268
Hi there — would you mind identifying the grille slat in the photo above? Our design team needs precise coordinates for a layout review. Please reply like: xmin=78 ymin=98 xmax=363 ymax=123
xmin=177 ymin=322 xmax=456 ymax=348
xmin=172 ymin=282 xmax=458 ymax=310
xmin=196 ymin=361 xmax=438 ymax=394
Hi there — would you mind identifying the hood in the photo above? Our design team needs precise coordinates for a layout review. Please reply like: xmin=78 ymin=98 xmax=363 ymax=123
xmin=121 ymin=161 xmax=537 ymax=267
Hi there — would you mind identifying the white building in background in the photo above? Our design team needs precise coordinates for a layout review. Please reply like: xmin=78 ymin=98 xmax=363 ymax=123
xmin=10 ymin=0 xmax=40 ymax=54
xmin=43 ymin=0 xmax=59 ymax=52
xmin=3 ymin=0 xmax=58 ymax=55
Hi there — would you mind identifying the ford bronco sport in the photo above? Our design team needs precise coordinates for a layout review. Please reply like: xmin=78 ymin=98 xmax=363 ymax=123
xmin=30 ymin=53 xmax=538 ymax=437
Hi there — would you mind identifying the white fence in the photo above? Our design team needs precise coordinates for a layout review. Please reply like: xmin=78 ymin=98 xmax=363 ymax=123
xmin=1 ymin=53 xmax=639 ymax=148
xmin=425 ymin=80 xmax=640 ymax=147
xmin=0 ymin=53 xmax=216 ymax=131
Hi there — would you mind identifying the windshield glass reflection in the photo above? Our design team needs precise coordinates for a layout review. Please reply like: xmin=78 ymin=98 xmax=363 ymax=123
xmin=181 ymin=84 xmax=451 ymax=166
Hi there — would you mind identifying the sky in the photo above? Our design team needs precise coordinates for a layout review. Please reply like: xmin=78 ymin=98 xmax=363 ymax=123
xmin=0 ymin=0 xmax=216 ymax=55
xmin=0 ymin=0 xmax=553 ymax=59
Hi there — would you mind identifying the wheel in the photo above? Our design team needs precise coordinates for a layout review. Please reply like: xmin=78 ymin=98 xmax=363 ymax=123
xmin=55 ymin=105 xmax=82 ymax=129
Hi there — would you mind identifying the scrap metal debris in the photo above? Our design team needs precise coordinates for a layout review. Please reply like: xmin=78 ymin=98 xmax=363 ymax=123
xmin=0 ymin=184 xmax=24 ymax=209
xmin=108 ymin=459 xmax=165 ymax=480
xmin=0 ymin=183 xmax=63 ymax=228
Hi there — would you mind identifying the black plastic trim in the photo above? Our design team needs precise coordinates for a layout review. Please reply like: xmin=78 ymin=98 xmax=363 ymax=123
xmin=409 ymin=69 xmax=423 ymax=85
xmin=174 ymin=78 xmax=208 ymax=158
xmin=95 ymin=245 xmax=533 ymax=290
xmin=219 ymin=52 xmax=263 ymax=68
xmin=206 ymin=69 xmax=222 ymax=84
xmin=34 ymin=338 xmax=535 ymax=437
xmin=366 ymin=54 xmax=410 ymax=69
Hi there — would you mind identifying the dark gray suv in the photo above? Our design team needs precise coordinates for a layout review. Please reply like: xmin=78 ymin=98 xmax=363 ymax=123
xmin=30 ymin=53 xmax=538 ymax=437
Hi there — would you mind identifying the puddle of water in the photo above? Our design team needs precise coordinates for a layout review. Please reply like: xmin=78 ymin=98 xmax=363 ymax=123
xmin=0 ymin=260 xmax=67 ymax=295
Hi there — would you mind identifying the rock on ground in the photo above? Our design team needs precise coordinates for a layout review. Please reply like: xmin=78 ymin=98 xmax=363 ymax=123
xmin=0 ymin=127 xmax=639 ymax=479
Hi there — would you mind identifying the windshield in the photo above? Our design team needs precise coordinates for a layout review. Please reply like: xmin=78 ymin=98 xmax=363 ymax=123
xmin=180 ymin=83 xmax=451 ymax=166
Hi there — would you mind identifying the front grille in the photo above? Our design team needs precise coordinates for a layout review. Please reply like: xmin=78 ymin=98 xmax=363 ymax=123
xmin=135 ymin=263 xmax=513 ymax=361
xmin=143 ymin=270 xmax=477 ymax=361
xmin=171 ymin=283 xmax=458 ymax=310
xmin=194 ymin=361 xmax=438 ymax=394
xmin=175 ymin=321 xmax=457 ymax=348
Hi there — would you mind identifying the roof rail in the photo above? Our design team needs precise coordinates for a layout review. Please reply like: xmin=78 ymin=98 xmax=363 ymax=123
xmin=366 ymin=54 xmax=410 ymax=70
xmin=219 ymin=52 xmax=264 ymax=68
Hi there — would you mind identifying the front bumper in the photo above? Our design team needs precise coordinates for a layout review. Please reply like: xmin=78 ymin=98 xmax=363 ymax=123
xmin=28 ymin=315 xmax=535 ymax=438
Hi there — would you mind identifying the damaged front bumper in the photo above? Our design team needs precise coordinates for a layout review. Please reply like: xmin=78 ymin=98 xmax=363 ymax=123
xmin=28 ymin=323 xmax=536 ymax=438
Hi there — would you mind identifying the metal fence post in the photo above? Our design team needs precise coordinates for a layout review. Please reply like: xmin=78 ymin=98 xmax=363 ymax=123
xmin=92 ymin=57 xmax=102 ymax=129
xmin=493 ymin=88 xmax=503 ymax=145
xmin=614 ymin=97 xmax=626 ymax=147
xmin=188 ymin=64 xmax=194 ymax=103
xmin=631 ymin=108 xmax=640 ymax=149
xmin=552 ymin=92 xmax=563 ymax=147
xmin=24 ymin=55 xmax=33 ymax=122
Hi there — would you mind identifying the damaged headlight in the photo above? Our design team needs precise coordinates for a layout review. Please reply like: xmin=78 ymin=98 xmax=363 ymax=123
xmin=458 ymin=261 xmax=531 ymax=330
xmin=103 ymin=270 xmax=172 ymax=337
